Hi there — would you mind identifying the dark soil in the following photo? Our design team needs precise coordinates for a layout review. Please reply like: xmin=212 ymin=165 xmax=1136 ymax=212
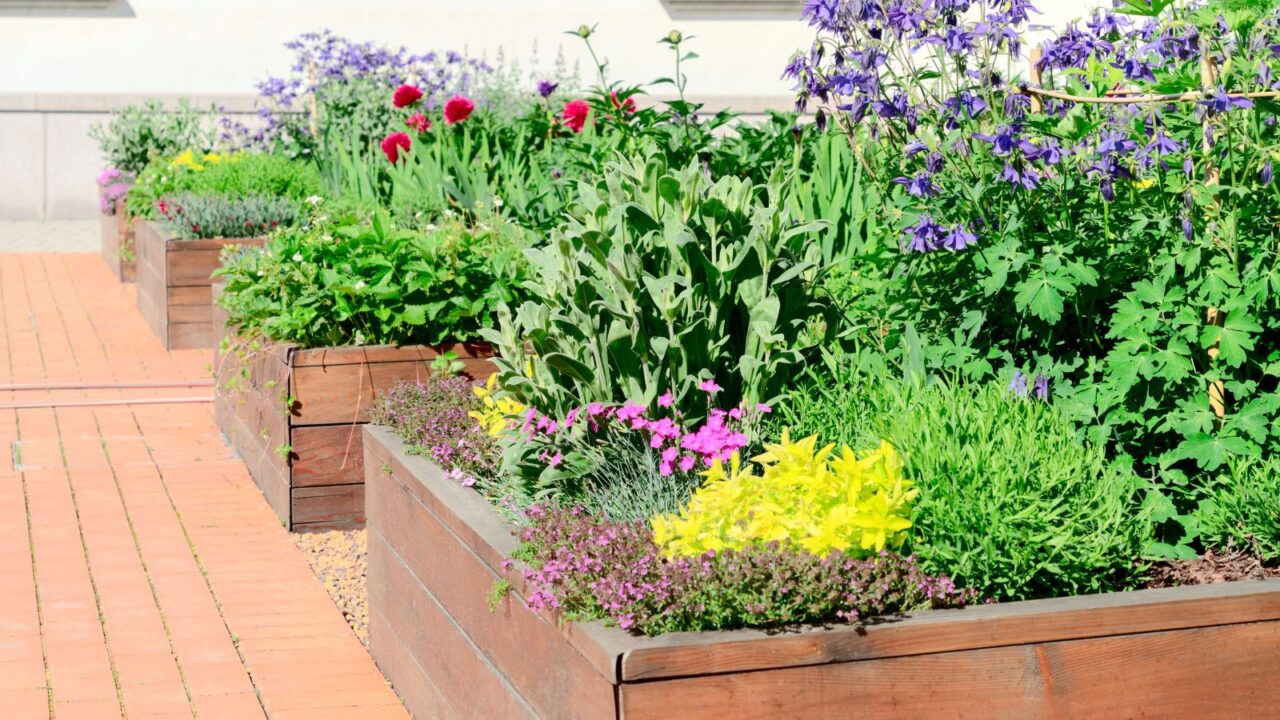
xmin=293 ymin=529 xmax=369 ymax=646
xmin=1144 ymin=546 xmax=1280 ymax=589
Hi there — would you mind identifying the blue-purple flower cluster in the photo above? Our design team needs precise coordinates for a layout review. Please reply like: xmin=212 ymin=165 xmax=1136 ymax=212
xmin=786 ymin=1 xmax=1280 ymax=255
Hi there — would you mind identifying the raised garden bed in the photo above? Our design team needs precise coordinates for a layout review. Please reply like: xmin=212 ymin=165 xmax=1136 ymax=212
xmin=99 ymin=189 xmax=134 ymax=282
xmin=363 ymin=424 xmax=1280 ymax=720
xmin=214 ymin=317 xmax=495 ymax=531
xmin=135 ymin=220 xmax=263 ymax=350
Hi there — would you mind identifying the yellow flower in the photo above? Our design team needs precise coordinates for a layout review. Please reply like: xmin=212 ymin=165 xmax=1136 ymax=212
xmin=651 ymin=430 xmax=915 ymax=558
xmin=468 ymin=374 xmax=526 ymax=436
xmin=1134 ymin=178 xmax=1156 ymax=190
xmin=169 ymin=149 xmax=203 ymax=171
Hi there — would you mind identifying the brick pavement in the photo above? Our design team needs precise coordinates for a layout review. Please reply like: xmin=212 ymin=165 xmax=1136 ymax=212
xmin=0 ymin=252 xmax=407 ymax=719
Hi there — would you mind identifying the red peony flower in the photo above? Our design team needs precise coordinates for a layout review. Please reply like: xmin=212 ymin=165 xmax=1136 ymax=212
xmin=610 ymin=91 xmax=637 ymax=115
xmin=405 ymin=113 xmax=431 ymax=132
xmin=562 ymin=99 xmax=591 ymax=132
xmin=392 ymin=84 xmax=424 ymax=108
xmin=443 ymin=96 xmax=476 ymax=124
xmin=380 ymin=132 xmax=411 ymax=163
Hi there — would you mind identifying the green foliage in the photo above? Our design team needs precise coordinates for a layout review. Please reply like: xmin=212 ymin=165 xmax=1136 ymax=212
xmin=776 ymin=366 xmax=1153 ymax=601
xmin=89 ymin=99 xmax=214 ymax=176
xmin=483 ymin=152 xmax=835 ymax=425
xmin=1190 ymin=455 xmax=1280 ymax=560
xmin=128 ymin=152 xmax=321 ymax=220
xmin=573 ymin=434 xmax=702 ymax=523
xmin=158 ymin=193 xmax=300 ymax=240
xmin=216 ymin=211 xmax=530 ymax=348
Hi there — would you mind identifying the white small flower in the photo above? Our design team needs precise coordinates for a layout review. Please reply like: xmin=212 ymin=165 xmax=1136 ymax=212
xmin=354 ymin=280 xmax=366 ymax=290
xmin=492 ymin=196 xmax=504 ymax=208
xmin=292 ymin=252 xmax=303 ymax=262
xmin=426 ymin=223 xmax=438 ymax=232
xmin=305 ymin=195 xmax=323 ymax=206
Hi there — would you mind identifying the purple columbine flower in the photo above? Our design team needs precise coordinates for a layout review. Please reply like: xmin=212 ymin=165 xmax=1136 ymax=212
xmin=1100 ymin=178 xmax=1115 ymax=202
xmin=974 ymin=124 xmax=1019 ymax=155
xmin=536 ymin=80 xmax=558 ymax=99
xmin=894 ymin=172 xmax=936 ymax=197
xmin=1032 ymin=373 xmax=1050 ymax=401
xmin=904 ymin=215 xmax=943 ymax=253
xmin=1262 ymin=161 xmax=1273 ymax=187
xmin=1096 ymin=130 xmax=1138 ymax=156
xmin=1008 ymin=370 xmax=1028 ymax=398
xmin=1146 ymin=132 xmax=1181 ymax=156
xmin=802 ymin=0 xmax=843 ymax=33
xmin=1183 ymin=156 xmax=1194 ymax=178
xmin=1182 ymin=215 xmax=1195 ymax=241
xmin=1200 ymin=87 xmax=1254 ymax=114
xmin=942 ymin=224 xmax=977 ymax=252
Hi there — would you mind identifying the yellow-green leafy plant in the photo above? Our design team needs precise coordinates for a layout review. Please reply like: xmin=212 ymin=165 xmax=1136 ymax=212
xmin=651 ymin=431 xmax=916 ymax=557
xmin=469 ymin=374 xmax=527 ymax=437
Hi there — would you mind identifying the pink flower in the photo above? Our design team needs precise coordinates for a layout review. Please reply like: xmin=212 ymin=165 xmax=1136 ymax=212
xmin=586 ymin=402 xmax=607 ymax=417
xmin=659 ymin=447 xmax=680 ymax=476
xmin=548 ymin=452 xmax=564 ymax=468
xmin=615 ymin=402 xmax=646 ymax=422
xmin=443 ymin=95 xmax=475 ymax=124
xmin=380 ymin=132 xmax=411 ymax=163
xmin=610 ymin=91 xmax=637 ymax=115
xmin=562 ymin=99 xmax=591 ymax=132
xmin=729 ymin=408 xmax=743 ymax=420
xmin=393 ymin=84 xmax=424 ymax=108
xmin=405 ymin=113 xmax=431 ymax=132
xmin=699 ymin=379 xmax=722 ymax=394
xmin=657 ymin=390 xmax=674 ymax=408
xmin=756 ymin=403 xmax=772 ymax=414
xmin=679 ymin=454 xmax=697 ymax=473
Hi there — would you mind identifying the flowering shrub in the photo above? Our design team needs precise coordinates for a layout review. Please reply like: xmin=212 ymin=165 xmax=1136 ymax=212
xmin=786 ymin=2 xmax=1280 ymax=517
xmin=157 ymin=193 xmax=299 ymax=240
xmin=127 ymin=152 xmax=321 ymax=220
xmin=513 ymin=506 xmax=977 ymax=635
xmin=371 ymin=378 xmax=501 ymax=489
xmin=652 ymin=432 xmax=915 ymax=558
xmin=96 ymin=168 xmax=130 ymax=215
xmin=215 ymin=211 xmax=530 ymax=348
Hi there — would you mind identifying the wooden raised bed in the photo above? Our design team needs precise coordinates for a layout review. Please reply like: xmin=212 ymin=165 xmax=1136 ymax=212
xmin=98 ymin=188 xmax=135 ymax=282
xmin=135 ymin=220 xmax=263 ymax=350
xmin=363 ymin=424 xmax=1280 ymax=720
xmin=214 ymin=316 xmax=495 ymax=531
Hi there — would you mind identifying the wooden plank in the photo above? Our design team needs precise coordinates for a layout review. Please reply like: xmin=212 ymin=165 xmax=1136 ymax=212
xmin=367 ymin=471 xmax=616 ymax=718
xmin=291 ymin=342 xmax=494 ymax=368
xmin=291 ymin=423 xmax=365 ymax=487
xmin=292 ymin=483 xmax=364 ymax=529
xmin=215 ymin=335 xmax=292 ymax=524
xmin=166 ymin=248 xmax=225 ymax=286
xmin=292 ymin=360 xmax=440 ymax=426
xmin=618 ymin=620 xmax=1280 ymax=720
xmin=368 ymin=608 xmax=465 ymax=720
xmin=134 ymin=221 xmax=170 ymax=346
xmin=368 ymin=537 xmax=536 ymax=720
xmin=619 ymin=577 xmax=1280 ymax=681
xmin=165 ymin=322 xmax=212 ymax=350
xmin=168 ymin=284 xmax=211 ymax=306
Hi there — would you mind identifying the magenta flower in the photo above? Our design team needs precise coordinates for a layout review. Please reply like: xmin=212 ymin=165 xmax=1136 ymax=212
xmin=657 ymin=390 xmax=674 ymax=408
xmin=699 ymin=379 xmax=722 ymax=394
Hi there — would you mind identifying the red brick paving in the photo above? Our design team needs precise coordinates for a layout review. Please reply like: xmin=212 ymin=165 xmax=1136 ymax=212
xmin=0 ymin=254 xmax=407 ymax=719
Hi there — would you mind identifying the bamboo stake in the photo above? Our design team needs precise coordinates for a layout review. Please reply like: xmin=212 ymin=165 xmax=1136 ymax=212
xmin=1019 ymin=86 xmax=1279 ymax=106
xmin=1028 ymin=48 xmax=1044 ymax=113
xmin=1200 ymin=40 xmax=1227 ymax=422
xmin=308 ymin=60 xmax=320 ymax=139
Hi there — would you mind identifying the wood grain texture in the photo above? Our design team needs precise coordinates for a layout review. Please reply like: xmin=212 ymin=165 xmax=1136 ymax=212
xmin=364 ymin=435 xmax=617 ymax=719
xmin=291 ymin=483 xmax=364 ymax=529
xmin=290 ymin=423 xmax=366 ymax=487
xmin=619 ymin=578 xmax=1280 ymax=681
xmin=98 ymin=196 xmax=135 ymax=282
xmin=290 ymin=353 xmax=495 ymax=426
xmin=214 ymin=333 xmax=292 ymax=524
xmin=618 ymin=620 xmax=1280 ymax=720
xmin=291 ymin=342 xmax=494 ymax=368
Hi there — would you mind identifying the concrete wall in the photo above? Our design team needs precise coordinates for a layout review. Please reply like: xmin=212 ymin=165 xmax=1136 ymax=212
xmin=0 ymin=0 xmax=1102 ymax=219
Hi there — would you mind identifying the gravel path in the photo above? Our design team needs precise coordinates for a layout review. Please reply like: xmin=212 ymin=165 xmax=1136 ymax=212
xmin=293 ymin=529 xmax=370 ymax=646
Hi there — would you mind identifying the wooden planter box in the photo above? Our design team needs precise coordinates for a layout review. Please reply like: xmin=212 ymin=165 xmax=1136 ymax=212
xmin=135 ymin=220 xmax=263 ymax=350
xmin=98 ymin=189 xmax=135 ymax=282
xmin=214 ymin=317 xmax=495 ymax=531
xmin=363 ymin=424 xmax=1280 ymax=720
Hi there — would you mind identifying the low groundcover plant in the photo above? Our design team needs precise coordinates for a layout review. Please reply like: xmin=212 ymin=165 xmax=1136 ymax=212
xmin=511 ymin=505 xmax=978 ymax=636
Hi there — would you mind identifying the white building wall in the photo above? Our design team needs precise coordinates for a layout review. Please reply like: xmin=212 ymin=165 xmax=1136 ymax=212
xmin=0 ymin=0 xmax=1102 ymax=219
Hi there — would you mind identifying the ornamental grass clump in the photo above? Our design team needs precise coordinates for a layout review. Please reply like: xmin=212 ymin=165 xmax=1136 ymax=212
xmin=514 ymin=506 xmax=976 ymax=636
xmin=651 ymin=432 xmax=916 ymax=558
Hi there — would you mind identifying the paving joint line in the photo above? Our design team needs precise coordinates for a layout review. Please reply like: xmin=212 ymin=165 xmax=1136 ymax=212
xmin=127 ymin=405 xmax=272 ymax=718
xmin=94 ymin=409 xmax=201 ymax=719
xmin=53 ymin=408 xmax=129 ymax=718
xmin=16 ymin=410 xmax=56 ymax=717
